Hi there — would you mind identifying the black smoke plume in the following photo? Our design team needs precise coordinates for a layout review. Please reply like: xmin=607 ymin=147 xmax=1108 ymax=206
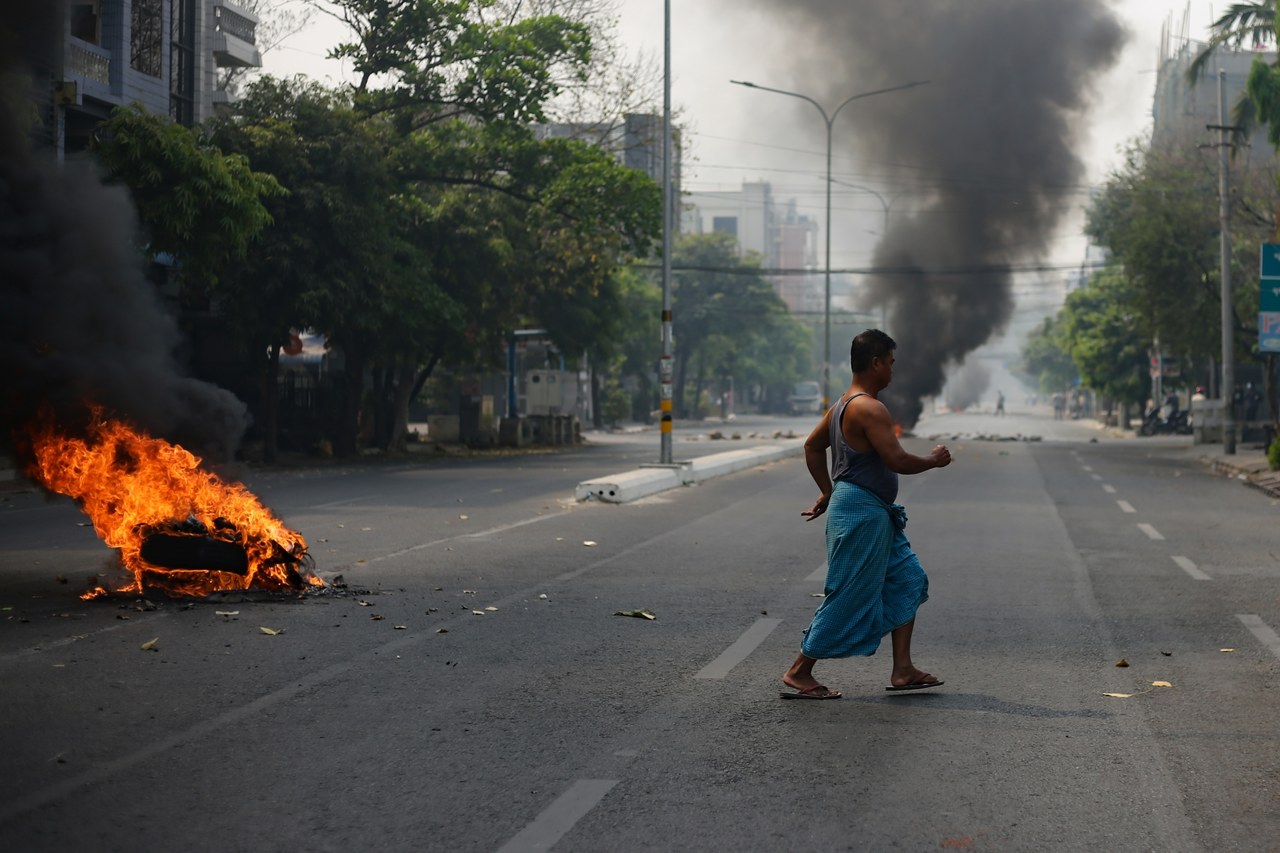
xmin=728 ymin=0 xmax=1125 ymax=426
xmin=1 ymin=4 xmax=248 ymax=469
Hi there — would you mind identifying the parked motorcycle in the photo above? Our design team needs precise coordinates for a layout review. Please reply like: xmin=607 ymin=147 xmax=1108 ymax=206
xmin=1139 ymin=406 xmax=1191 ymax=436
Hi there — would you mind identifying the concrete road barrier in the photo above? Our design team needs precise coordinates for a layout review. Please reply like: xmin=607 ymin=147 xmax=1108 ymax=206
xmin=574 ymin=466 xmax=683 ymax=503
xmin=576 ymin=440 xmax=804 ymax=503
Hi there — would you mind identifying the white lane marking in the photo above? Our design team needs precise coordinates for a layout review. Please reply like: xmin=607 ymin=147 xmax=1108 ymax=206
xmin=1116 ymin=500 xmax=1136 ymax=514
xmin=1102 ymin=484 xmax=1117 ymax=494
xmin=1082 ymin=465 xmax=1093 ymax=472
xmin=1138 ymin=523 xmax=1165 ymax=540
xmin=1090 ymin=473 xmax=1102 ymax=481
xmin=364 ymin=513 xmax=566 ymax=565
xmin=1171 ymin=556 xmax=1211 ymax=581
xmin=1237 ymin=614 xmax=1280 ymax=660
xmin=496 ymin=779 xmax=619 ymax=853
xmin=806 ymin=562 xmax=826 ymax=582
xmin=310 ymin=495 xmax=377 ymax=509
xmin=695 ymin=618 xmax=783 ymax=680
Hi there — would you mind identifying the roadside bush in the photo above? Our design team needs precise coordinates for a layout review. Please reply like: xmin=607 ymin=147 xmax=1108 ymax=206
xmin=1268 ymin=434 xmax=1280 ymax=471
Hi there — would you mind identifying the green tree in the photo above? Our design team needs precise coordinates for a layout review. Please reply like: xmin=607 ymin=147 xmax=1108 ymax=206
xmin=1060 ymin=268 xmax=1149 ymax=410
xmin=92 ymin=104 xmax=280 ymax=295
xmin=1084 ymin=138 xmax=1271 ymax=383
xmin=1019 ymin=315 xmax=1076 ymax=394
xmin=669 ymin=234 xmax=806 ymax=418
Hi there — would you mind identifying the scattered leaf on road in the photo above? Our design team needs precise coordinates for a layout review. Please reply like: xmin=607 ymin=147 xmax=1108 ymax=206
xmin=459 ymin=514 xmax=468 ymax=520
xmin=484 ymin=606 xmax=498 ymax=612
xmin=583 ymin=540 xmax=598 ymax=547
xmin=538 ymin=594 xmax=548 ymax=600
xmin=371 ymin=614 xmax=385 ymax=621
xmin=1152 ymin=680 xmax=1173 ymax=688
xmin=1101 ymin=692 xmax=1133 ymax=698
xmin=614 ymin=609 xmax=657 ymax=620
xmin=394 ymin=625 xmax=407 ymax=630
xmin=1114 ymin=659 xmax=1129 ymax=667
xmin=357 ymin=600 xmax=373 ymax=606
xmin=436 ymin=628 xmax=448 ymax=634
xmin=216 ymin=610 xmax=239 ymax=618
xmin=471 ymin=610 xmax=485 ymax=616
xmin=1220 ymin=648 xmax=1237 ymax=653
xmin=259 ymin=627 xmax=283 ymax=636
xmin=140 ymin=638 xmax=159 ymax=651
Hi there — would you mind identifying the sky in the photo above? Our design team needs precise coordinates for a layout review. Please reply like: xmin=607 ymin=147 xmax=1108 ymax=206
xmin=265 ymin=1 xmax=1236 ymax=348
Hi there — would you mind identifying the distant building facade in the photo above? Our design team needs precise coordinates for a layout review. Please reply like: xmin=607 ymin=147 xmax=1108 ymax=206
xmin=683 ymin=180 xmax=820 ymax=312
xmin=34 ymin=0 xmax=262 ymax=157
xmin=1151 ymin=30 xmax=1274 ymax=152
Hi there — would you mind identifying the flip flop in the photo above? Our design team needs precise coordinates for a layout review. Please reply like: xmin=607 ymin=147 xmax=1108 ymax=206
xmin=780 ymin=685 xmax=842 ymax=700
xmin=885 ymin=679 xmax=944 ymax=692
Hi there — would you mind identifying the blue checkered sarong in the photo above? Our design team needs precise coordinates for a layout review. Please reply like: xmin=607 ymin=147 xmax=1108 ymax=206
xmin=800 ymin=480 xmax=929 ymax=659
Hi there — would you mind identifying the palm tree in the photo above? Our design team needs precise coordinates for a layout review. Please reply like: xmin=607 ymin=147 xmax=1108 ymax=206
xmin=1185 ymin=2 xmax=1278 ymax=144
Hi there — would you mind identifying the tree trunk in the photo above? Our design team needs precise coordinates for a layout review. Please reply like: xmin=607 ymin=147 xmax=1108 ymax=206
xmin=262 ymin=342 xmax=280 ymax=464
xmin=335 ymin=350 xmax=366 ymax=458
xmin=386 ymin=362 xmax=417 ymax=452
xmin=692 ymin=350 xmax=706 ymax=419
xmin=590 ymin=362 xmax=603 ymax=429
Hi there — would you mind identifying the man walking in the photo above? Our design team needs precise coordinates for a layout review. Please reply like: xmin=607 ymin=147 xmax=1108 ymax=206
xmin=782 ymin=330 xmax=952 ymax=699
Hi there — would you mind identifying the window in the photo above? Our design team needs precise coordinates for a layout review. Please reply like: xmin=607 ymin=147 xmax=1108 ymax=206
xmin=131 ymin=0 xmax=163 ymax=77
xmin=712 ymin=216 xmax=738 ymax=237
xmin=169 ymin=0 xmax=195 ymax=124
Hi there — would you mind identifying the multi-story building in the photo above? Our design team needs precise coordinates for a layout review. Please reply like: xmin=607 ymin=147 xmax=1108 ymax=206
xmin=533 ymin=112 xmax=682 ymax=205
xmin=35 ymin=0 xmax=262 ymax=157
xmin=1151 ymin=25 xmax=1274 ymax=151
xmin=683 ymin=181 xmax=822 ymax=312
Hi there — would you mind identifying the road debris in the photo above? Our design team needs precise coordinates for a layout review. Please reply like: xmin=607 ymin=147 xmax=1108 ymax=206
xmin=140 ymin=637 xmax=159 ymax=651
xmin=614 ymin=609 xmax=656 ymax=620
xmin=258 ymin=626 xmax=284 ymax=636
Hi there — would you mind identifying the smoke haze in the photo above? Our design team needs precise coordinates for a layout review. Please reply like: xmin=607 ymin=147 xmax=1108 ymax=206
xmin=725 ymin=0 xmax=1126 ymax=425
xmin=1 ymin=4 xmax=248 ymax=467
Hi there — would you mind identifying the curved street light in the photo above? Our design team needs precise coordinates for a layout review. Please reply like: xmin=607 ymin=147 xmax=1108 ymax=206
xmin=729 ymin=78 xmax=928 ymax=408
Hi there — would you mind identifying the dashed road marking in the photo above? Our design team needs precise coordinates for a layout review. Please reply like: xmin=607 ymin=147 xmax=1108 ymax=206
xmin=1138 ymin=523 xmax=1165 ymax=540
xmin=1090 ymin=473 xmax=1102 ymax=481
xmin=1116 ymin=500 xmax=1136 ymax=513
xmin=497 ymin=780 xmax=619 ymax=853
xmin=1082 ymin=465 xmax=1093 ymax=472
xmin=1102 ymin=484 xmax=1117 ymax=494
xmin=1236 ymin=614 xmax=1280 ymax=660
xmin=1171 ymin=556 xmax=1210 ymax=581
xmin=694 ymin=618 xmax=783 ymax=680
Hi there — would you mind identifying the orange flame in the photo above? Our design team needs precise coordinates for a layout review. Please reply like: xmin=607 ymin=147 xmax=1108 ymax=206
xmin=893 ymin=423 xmax=904 ymax=438
xmin=25 ymin=410 xmax=319 ymax=598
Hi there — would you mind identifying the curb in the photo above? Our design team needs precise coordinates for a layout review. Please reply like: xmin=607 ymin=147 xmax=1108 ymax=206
xmin=575 ymin=440 xmax=805 ymax=503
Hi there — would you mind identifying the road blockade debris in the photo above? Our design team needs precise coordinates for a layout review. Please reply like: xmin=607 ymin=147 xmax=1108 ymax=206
xmin=614 ymin=609 xmax=656 ymax=620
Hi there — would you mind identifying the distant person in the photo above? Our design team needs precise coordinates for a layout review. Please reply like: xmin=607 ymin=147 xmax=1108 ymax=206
xmin=783 ymin=329 xmax=952 ymax=700
xmin=1245 ymin=383 xmax=1262 ymax=422
xmin=995 ymin=390 xmax=1005 ymax=416
xmin=1052 ymin=392 xmax=1065 ymax=420
xmin=1191 ymin=386 xmax=1206 ymax=403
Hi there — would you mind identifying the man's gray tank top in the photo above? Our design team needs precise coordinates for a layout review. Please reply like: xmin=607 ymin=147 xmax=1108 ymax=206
xmin=829 ymin=392 xmax=899 ymax=504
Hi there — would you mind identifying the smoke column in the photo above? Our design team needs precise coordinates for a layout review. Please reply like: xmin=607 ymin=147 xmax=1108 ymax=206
xmin=727 ymin=0 xmax=1125 ymax=426
xmin=1 ymin=4 xmax=248 ymax=467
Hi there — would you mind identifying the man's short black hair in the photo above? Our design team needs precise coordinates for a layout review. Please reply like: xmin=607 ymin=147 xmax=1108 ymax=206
xmin=850 ymin=329 xmax=896 ymax=374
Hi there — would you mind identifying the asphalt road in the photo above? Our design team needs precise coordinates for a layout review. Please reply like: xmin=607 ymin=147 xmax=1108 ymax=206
xmin=1 ymin=410 xmax=1277 ymax=852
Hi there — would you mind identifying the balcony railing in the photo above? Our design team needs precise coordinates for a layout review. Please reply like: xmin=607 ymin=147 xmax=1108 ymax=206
xmin=214 ymin=5 xmax=257 ymax=44
xmin=67 ymin=37 xmax=110 ymax=85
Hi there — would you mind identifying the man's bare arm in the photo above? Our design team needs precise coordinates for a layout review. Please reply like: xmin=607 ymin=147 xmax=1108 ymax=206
xmin=853 ymin=398 xmax=951 ymax=475
xmin=801 ymin=408 xmax=834 ymax=520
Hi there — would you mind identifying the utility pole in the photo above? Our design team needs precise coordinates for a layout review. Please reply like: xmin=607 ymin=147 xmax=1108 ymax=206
xmin=658 ymin=0 xmax=674 ymax=464
xmin=1216 ymin=69 xmax=1236 ymax=455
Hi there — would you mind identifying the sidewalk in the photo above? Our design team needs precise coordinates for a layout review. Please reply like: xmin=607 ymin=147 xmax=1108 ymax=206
xmin=1197 ymin=444 xmax=1280 ymax=498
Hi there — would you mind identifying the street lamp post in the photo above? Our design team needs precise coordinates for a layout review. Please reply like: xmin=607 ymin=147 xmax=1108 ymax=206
xmin=730 ymin=79 xmax=927 ymax=408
